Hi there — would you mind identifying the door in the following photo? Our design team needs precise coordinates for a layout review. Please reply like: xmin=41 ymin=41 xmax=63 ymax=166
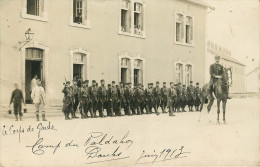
xmin=25 ymin=60 xmax=42 ymax=103
xmin=73 ymin=64 xmax=83 ymax=79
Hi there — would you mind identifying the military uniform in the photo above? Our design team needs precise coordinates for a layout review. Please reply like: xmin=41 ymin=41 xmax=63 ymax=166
xmin=209 ymin=63 xmax=224 ymax=95
xmin=10 ymin=87 xmax=24 ymax=120
xmin=89 ymin=80 xmax=99 ymax=118
xmin=181 ymin=85 xmax=188 ymax=112
xmin=145 ymin=83 xmax=153 ymax=114
xmin=62 ymin=82 xmax=73 ymax=120
xmin=106 ymin=84 xmax=112 ymax=116
xmin=125 ymin=83 xmax=135 ymax=115
xmin=70 ymin=82 xmax=79 ymax=118
xmin=117 ymin=83 xmax=125 ymax=116
xmin=98 ymin=80 xmax=107 ymax=117
xmin=153 ymin=82 xmax=161 ymax=114
xmin=167 ymin=82 xmax=177 ymax=116
xmin=194 ymin=82 xmax=201 ymax=111
xmin=187 ymin=81 xmax=195 ymax=111
xmin=79 ymin=81 xmax=91 ymax=118
xmin=160 ymin=82 xmax=168 ymax=113
xmin=176 ymin=83 xmax=182 ymax=112
xmin=135 ymin=84 xmax=145 ymax=115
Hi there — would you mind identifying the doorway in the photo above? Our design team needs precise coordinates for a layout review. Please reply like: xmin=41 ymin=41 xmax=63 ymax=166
xmin=25 ymin=60 xmax=42 ymax=103
xmin=25 ymin=48 xmax=44 ymax=104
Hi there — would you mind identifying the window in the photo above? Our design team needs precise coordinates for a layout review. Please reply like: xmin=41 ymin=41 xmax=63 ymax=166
xmin=185 ymin=64 xmax=192 ymax=85
xmin=70 ymin=0 xmax=90 ymax=28
xmin=176 ymin=14 xmax=184 ymax=42
xmin=134 ymin=59 xmax=143 ymax=84
xmin=120 ymin=58 xmax=131 ymax=83
xmin=121 ymin=0 xmax=131 ymax=33
xmin=174 ymin=12 xmax=194 ymax=46
xmin=26 ymin=48 xmax=43 ymax=60
xmin=134 ymin=3 xmax=143 ymax=35
xmin=185 ymin=16 xmax=193 ymax=44
xmin=176 ymin=63 xmax=183 ymax=84
xmin=27 ymin=0 xmax=40 ymax=16
xmin=119 ymin=0 xmax=145 ymax=38
xmin=22 ymin=0 xmax=48 ymax=21
xmin=73 ymin=52 xmax=86 ymax=79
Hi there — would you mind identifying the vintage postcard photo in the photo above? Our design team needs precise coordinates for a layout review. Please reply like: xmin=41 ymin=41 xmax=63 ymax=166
xmin=0 ymin=0 xmax=259 ymax=166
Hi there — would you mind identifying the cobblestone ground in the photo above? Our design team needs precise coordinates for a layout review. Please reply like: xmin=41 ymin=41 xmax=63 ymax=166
xmin=0 ymin=97 xmax=259 ymax=167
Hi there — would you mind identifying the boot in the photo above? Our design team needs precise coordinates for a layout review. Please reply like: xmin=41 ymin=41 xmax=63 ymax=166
xmin=42 ymin=113 xmax=47 ymax=121
xmin=36 ymin=114 xmax=40 ymax=121
xmin=74 ymin=111 xmax=79 ymax=118
xmin=15 ymin=115 xmax=18 ymax=121
xmin=67 ymin=113 xmax=72 ymax=120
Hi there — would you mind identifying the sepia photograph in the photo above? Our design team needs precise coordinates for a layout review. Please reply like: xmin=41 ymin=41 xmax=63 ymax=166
xmin=0 ymin=0 xmax=259 ymax=166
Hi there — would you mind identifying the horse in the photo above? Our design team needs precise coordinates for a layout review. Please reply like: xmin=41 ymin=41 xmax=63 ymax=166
xmin=198 ymin=67 xmax=232 ymax=124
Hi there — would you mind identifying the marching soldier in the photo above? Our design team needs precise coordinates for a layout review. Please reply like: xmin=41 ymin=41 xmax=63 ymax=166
xmin=98 ymin=79 xmax=107 ymax=117
xmin=89 ymin=80 xmax=99 ymax=118
xmin=145 ymin=83 xmax=153 ymax=114
xmin=125 ymin=82 xmax=135 ymax=116
xmin=168 ymin=82 xmax=177 ymax=116
xmin=9 ymin=83 xmax=25 ymax=121
xmin=195 ymin=82 xmax=201 ymax=111
xmin=181 ymin=84 xmax=188 ymax=112
xmin=117 ymin=82 xmax=125 ymax=116
xmin=160 ymin=82 xmax=168 ymax=113
xmin=187 ymin=81 xmax=195 ymax=112
xmin=62 ymin=81 xmax=73 ymax=120
xmin=71 ymin=80 xmax=79 ymax=118
xmin=79 ymin=80 xmax=91 ymax=118
xmin=115 ymin=85 xmax=121 ymax=116
xmin=153 ymin=81 xmax=161 ymax=114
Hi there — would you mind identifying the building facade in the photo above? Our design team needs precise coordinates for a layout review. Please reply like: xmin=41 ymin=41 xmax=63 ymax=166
xmin=246 ymin=66 xmax=260 ymax=93
xmin=206 ymin=41 xmax=246 ymax=93
xmin=0 ymin=0 xmax=208 ymax=105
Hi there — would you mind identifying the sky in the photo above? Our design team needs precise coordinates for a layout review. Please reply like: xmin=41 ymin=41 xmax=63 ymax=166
xmin=204 ymin=0 xmax=259 ymax=73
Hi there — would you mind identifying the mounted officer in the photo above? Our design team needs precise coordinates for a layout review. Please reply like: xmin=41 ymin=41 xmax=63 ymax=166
xmin=209 ymin=55 xmax=231 ymax=99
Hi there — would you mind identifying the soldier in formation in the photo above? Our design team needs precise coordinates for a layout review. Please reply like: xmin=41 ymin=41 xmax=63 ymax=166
xmin=61 ymin=78 xmax=203 ymax=120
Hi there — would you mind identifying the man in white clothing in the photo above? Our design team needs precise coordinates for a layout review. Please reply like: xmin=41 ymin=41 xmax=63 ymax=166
xmin=31 ymin=79 xmax=47 ymax=121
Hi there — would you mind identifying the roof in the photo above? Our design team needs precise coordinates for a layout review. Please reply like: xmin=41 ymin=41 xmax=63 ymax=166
xmin=246 ymin=67 xmax=260 ymax=76
xmin=185 ymin=0 xmax=215 ymax=9
xmin=207 ymin=47 xmax=245 ymax=66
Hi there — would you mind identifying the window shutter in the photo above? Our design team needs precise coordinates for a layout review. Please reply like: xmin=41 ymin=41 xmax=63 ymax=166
xmin=190 ymin=19 xmax=193 ymax=42
xmin=139 ymin=5 xmax=143 ymax=30
xmin=128 ymin=7 xmax=131 ymax=32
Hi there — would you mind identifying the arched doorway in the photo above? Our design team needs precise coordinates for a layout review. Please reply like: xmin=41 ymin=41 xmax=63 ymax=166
xmin=25 ymin=48 xmax=44 ymax=103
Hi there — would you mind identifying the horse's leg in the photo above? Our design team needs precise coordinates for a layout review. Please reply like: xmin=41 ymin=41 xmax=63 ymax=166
xmin=223 ymin=99 xmax=227 ymax=124
xmin=217 ymin=99 xmax=221 ymax=124
xmin=207 ymin=97 xmax=214 ymax=122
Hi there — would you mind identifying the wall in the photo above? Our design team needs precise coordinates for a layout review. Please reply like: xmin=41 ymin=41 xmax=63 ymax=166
xmin=0 ymin=0 xmax=206 ymax=105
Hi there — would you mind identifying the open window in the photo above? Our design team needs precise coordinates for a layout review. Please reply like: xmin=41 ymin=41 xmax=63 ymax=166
xmin=22 ymin=0 xmax=48 ymax=21
xmin=70 ymin=0 xmax=90 ymax=28
xmin=134 ymin=2 xmax=143 ymax=35
xmin=175 ymin=13 xmax=184 ymax=43
xmin=175 ymin=63 xmax=183 ymax=84
xmin=121 ymin=0 xmax=131 ymax=33
xmin=73 ymin=52 xmax=87 ymax=80
xmin=185 ymin=16 xmax=193 ymax=44
xmin=185 ymin=64 xmax=192 ymax=85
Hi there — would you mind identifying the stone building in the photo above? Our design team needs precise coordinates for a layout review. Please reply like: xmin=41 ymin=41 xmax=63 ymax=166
xmin=0 ymin=0 xmax=209 ymax=105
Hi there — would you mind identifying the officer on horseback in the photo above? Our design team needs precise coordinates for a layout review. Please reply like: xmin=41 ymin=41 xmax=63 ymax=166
xmin=209 ymin=55 xmax=231 ymax=99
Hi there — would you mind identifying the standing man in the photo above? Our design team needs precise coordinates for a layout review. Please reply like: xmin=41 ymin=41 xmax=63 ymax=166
xmin=168 ymin=82 xmax=177 ymax=116
xmin=110 ymin=81 xmax=119 ymax=116
xmin=62 ymin=81 xmax=73 ymax=120
xmin=187 ymin=81 xmax=195 ymax=112
xmin=136 ymin=83 xmax=146 ymax=115
xmin=117 ymin=82 xmax=125 ymax=116
xmin=79 ymin=81 xmax=90 ymax=118
xmin=98 ymin=79 xmax=107 ymax=117
xmin=31 ymin=79 xmax=47 ymax=121
xmin=145 ymin=83 xmax=153 ymax=114
xmin=106 ymin=84 xmax=112 ymax=117
xmin=181 ymin=84 xmax=188 ymax=112
xmin=176 ymin=83 xmax=182 ymax=112
xmin=30 ymin=74 xmax=38 ymax=103
xmin=160 ymin=82 xmax=168 ymax=113
xmin=153 ymin=81 xmax=161 ymax=114
xmin=89 ymin=80 xmax=99 ymax=118
xmin=9 ymin=83 xmax=25 ymax=121
xmin=71 ymin=80 xmax=79 ymax=118
xmin=195 ymin=82 xmax=201 ymax=111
